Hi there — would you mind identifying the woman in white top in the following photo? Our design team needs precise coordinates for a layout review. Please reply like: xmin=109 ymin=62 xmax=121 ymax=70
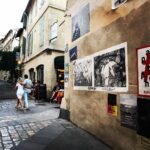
xmin=15 ymin=77 xmax=24 ymax=110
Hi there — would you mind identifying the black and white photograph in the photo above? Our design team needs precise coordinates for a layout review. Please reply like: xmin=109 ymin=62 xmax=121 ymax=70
xmin=74 ymin=56 xmax=93 ymax=90
xmin=120 ymin=94 xmax=137 ymax=129
xmin=112 ymin=0 xmax=127 ymax=9
xmin=94 ymin=42 xmax=128 ymax=92
xmin=72 ymin=4 xmax=90 ymax=41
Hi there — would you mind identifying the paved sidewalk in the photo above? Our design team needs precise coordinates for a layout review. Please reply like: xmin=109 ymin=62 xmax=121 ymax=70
xmin=0 ymin=80 xmax=16 ymax=99
xmin=0 ymin=99 xmax=60 ymax=150
xmin=11 ymin=119 xmax=112 ymax=150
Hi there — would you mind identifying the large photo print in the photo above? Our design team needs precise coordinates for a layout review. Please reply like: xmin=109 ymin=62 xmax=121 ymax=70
xmin=72 ymin=4 xmax=90 ymax=41
xmin=74 ymin=56 xmax=93 ymax=90
xmin=94 ymin=42 xmax=128 ymax=92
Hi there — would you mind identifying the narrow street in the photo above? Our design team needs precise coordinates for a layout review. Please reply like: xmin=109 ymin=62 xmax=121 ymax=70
xmin=0 ymin=80 xmax=59 ymax=149
xmin=0 ymin=80 xmax=112 ymax=150
xmin=0 ymin=100 xmax=60 ymax=150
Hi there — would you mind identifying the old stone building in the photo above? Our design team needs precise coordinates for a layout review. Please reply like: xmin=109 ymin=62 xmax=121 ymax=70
xmin=0 ymin=29 xmax=19 ymax=80
xmin=63 ymin=0 xmax=150 ymax=149
xmin=20 ymin=0 xmax=67 ymax=97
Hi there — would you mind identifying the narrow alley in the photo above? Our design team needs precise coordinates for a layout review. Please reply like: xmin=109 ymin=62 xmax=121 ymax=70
xmin=0 ymin=80 xmax=111 ymax=150
xmin=0 ymin=0 xmax=149 ymax=149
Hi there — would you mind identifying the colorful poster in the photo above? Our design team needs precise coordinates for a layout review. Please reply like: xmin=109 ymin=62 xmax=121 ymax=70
xmin=69 ymin=46 xmax=77 ymax=62
xmin=72 ymin=4 xmax=90 ymax=41
xmin=108 ymin=94 xmax=117 ymax=116
xmin=64 ymin=63 xmax=69 ymax=87
xmin=120 ymin=94 xmax=137 ymax=129
xmin=137 ymin=98 xmax=150 ymax=139
xmin=112 ymin=0 xmax=127 ymax=9
xmin=73 ymin=56 xmax=93 ymax=90
xmin=137 ymin=46 xmax=150 ymax=97
xmin=94 ymin=42 xmax=128 ymax=92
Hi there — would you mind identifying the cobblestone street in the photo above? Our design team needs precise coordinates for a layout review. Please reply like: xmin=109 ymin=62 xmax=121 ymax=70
xmin=0 ymin=82 xmax=111 ymax=150
xmin=0 ymin=99 xmax=60 ymax=150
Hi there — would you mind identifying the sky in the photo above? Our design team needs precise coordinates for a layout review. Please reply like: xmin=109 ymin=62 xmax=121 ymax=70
xmin=0 ymin=0 xmax=29 ymax=38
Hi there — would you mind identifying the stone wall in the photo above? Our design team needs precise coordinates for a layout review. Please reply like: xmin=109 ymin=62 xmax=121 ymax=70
xmin=64 ymin=0 xmax=150 ymax=149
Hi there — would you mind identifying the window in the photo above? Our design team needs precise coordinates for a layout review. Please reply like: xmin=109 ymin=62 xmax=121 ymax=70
xmin=22 ymin=37 xmax=26 ymax=56
xmin=27 ymin=33 xmax=33 ymax=56
xmin=39 ymin=17 xmax=44 ymax=47
xmin=38 ymin=0 xmax=45 ymax=10
xmin=29 ymin=68 xmax=35 ymax=82
xmin=36 ymin=65 xmax=44 ymax=84
xmin=50 ymin=22 xmax=57 ymax=42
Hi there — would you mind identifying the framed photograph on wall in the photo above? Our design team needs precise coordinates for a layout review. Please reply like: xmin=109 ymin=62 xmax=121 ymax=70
xmin=136 ymin=45 xmax=150 ymax=97
xmin=120 ymin=94 xmax=137 ymax=129
xmin=72 ymin=4 xmax=90 ymax=41
xmin=73 ymin=56 xmax=93 ymax=90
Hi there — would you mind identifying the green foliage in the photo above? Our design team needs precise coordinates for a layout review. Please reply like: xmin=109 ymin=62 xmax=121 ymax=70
xmin=0 ymin=51 xmax=16 ymax=71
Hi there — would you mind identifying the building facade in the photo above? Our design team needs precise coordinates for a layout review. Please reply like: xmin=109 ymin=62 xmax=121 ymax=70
xmin=64 ymin=0 xmax=150 ymax=149
xmin=0 ymin=29 xmax=19 ymax=80
xmin=21 ymin=0 xmax=67 ymax=97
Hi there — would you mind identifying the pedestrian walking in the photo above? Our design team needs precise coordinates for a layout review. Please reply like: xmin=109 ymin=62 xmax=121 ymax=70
xmin=23 ymin=74 xmax=33 ymax=110
xmin=15 ymin=77 xmax=24 ymax=110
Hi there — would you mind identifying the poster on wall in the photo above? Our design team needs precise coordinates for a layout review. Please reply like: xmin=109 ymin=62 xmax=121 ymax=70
xmin=137 ymin=98 xmax=150 ymax=139
xmin=69 ymin=46 xmax=77 ymax=62
xmin=137 ymin=46 xmax=150 ymax=97
xmin=73 ymin=56 xmax=93 ymax=90
xmin=64 ymin=63 xmax=69 ymax=88
xmin=112 ymin=0 xmax=127 ymax=9
xmin=108 ymin=94 xmax=117 ymax=116
xmin=120 ymin=94 xmax=137 ymax=129
xmin=94 ymin=42 xmax=128 ymax=92
xmin=72 ymin=4 xmax=90 ymax=41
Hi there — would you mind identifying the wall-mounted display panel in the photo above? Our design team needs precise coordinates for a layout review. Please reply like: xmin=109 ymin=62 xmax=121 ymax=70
xmin=94 ymin=42 xmax=128 ymax=92
xmin=137 ymin=45 xmax=150 ymax=97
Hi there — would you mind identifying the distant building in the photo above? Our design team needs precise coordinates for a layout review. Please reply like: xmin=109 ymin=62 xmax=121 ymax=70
xmin=0 ymin=39 xmax=3 ymax=50
xmin=2 ymin=29 xmax=19 ymax=52
xmin=19 ymin=0 xmax=67 ymax=98
xmin=0 ymin=29 xmax=19 ymax=80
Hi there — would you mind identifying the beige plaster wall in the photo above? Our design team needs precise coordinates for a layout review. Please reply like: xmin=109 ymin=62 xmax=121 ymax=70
xmin=22 ymin=0 xmax=65 ymax=96
xmin=23 ymin=51 xmax=64 ymax=92
xmin=26 ymin=0 xmax=66 ymax=62
xmin=65 ymin=0 xmax=150 ymax=149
